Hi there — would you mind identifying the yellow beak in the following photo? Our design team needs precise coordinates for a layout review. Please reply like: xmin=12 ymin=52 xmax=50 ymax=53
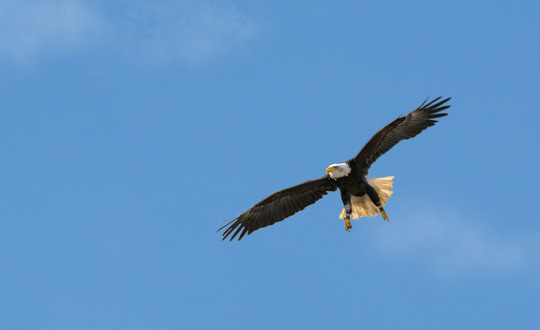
xmin=325 ymin=167 xmax=335 ymax=175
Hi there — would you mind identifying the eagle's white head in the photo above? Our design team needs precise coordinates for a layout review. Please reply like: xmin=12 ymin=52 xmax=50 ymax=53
xmin=325 ymin=162 xmax=351 ymax=180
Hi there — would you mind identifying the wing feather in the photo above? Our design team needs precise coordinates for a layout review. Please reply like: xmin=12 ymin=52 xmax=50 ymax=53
xmin=219 ymin=175 xmax=337 ymax=241
xmin=352 ymin=96 xmax=451 ymax=174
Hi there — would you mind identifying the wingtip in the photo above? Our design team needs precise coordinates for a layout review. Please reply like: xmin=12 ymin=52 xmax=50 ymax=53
xmin=419 ymin=96 xmax=451 ymax=114
xmin=218 ymin=218 xmax=244 ymax=241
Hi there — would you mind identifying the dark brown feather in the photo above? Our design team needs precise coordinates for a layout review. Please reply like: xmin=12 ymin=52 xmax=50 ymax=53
xmin=351 ymin=96 xmax=451 ymax=175
xmin=219 ymin=176 xmax=337 ymax=241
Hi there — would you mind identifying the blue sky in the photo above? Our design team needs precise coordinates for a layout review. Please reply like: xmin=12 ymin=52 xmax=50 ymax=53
xmin=1 ymin=0 xmax=540 ymax=329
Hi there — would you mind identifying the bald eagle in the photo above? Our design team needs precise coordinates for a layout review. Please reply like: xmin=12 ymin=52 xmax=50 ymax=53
xmin=219 ymin=96 xmax=451 ymax=241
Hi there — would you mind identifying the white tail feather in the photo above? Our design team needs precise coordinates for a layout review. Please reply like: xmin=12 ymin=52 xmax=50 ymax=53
xmin=339 ymin=176 xmax=394 ymax=219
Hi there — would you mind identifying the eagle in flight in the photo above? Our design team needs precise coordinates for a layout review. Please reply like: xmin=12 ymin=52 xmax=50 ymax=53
xmin=219 ymin=96 xmax=451 ymax=241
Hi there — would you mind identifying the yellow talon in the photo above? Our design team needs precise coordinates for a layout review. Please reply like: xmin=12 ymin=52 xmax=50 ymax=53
xmin=344 ymin=217 xmax=352 ymax=231
xmin=380 ymin=209 xmax=389 ymax=221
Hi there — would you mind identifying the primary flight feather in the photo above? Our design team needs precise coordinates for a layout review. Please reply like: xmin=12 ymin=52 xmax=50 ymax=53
xmin=219 ymin=96 xmax=451 ymax=241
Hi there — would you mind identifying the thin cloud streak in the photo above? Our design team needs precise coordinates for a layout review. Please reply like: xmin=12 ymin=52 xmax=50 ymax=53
xmin=0 ymin=0 xmax=257 ymax=67
xmin=362 ymin=207 xmax=534 ymax=278
xmin=0 ymin=0 xmax=103 ymax=63
xmin=113 ymin=1 xmax=257 ymax=67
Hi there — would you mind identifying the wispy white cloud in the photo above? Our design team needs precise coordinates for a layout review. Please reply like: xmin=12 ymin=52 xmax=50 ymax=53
xmin=0 ymin=0 xmax=103 ymax=63
xmin=0 ymin=0 xmax=257 ymax=67
xmin=113 ymin=1 xmax=257 ymax=67
xmin=362 ymin=207 xmax=536 ymax=278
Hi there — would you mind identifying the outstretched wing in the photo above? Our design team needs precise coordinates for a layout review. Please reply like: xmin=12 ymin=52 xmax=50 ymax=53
xmin=351 ymin=96 xmax=451 ymax=175
xmin=219 ymin=176 xmax=337 ymax=241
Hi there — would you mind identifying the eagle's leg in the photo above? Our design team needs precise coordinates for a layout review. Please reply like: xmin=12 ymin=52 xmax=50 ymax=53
xmin=344 ymin=204 xmax=353 ymax=231
xmin=365 ymin=182 xmax=389 ymax=221
xmin=344 ymin=218 xmax=352 ymax=231
xmin=379 ymin=207 xmax=389 ymax=221
xmin=341 ymin=191 xmax=353 ymax=231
